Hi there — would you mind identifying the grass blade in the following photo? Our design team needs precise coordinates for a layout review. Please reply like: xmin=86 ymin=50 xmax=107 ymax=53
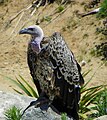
xmin=19 ymin=75 xmax=38 ymax=98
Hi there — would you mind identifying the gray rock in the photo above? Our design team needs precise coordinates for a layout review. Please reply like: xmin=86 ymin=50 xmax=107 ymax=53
xmin=0 ymin=91 xmax=35 ymax=120
xmin=94 ymin=115 xmax=107 ymax=120
xmin=0 ymin=91 xmax=72 ymax=120
xmin=22 ymin=108 xmax=62 ymax=120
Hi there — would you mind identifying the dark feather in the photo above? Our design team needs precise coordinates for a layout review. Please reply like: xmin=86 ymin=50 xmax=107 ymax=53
xmin=27 ymin=32 xmax=84 ymax=120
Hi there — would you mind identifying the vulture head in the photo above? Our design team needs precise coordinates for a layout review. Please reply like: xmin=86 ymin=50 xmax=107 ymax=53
xmin=19 ymin=25 xmax=44 ymax=54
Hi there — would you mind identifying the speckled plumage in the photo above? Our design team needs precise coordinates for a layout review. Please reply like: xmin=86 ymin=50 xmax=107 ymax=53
xmin=27 ymin=32 xmax=84 ymax=120
xmin=19 ymin=25 xmax=84 ymax=120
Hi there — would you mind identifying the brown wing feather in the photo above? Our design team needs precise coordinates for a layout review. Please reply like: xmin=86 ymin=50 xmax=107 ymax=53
xmin=27 ymin=32 xmax=84 ymax=120
xmin=27 ymin=43 xmax=42 ymax=94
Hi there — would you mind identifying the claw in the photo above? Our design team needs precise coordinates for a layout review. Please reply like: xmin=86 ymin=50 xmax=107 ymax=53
xmin=21 ymin=100 xmax=39 ymax=116
xmin=21 ymin=97 xmax=50 ymax=116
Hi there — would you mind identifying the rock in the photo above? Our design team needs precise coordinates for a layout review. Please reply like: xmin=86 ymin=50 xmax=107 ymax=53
xmin=22 ymin=108 xmax=63 ymax=120
xmin=81 ymin=60 xmax=86 ymax=67
xmin=94 ymin=115 xmax=107 ymax=120
xmin=0 ymin=91 xmax=72 ymax=120
xmin=0 ymin=91 xmax=35 ymax=120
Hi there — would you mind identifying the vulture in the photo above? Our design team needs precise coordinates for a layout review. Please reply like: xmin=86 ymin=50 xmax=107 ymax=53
xmin=19 ymin=25 xmax=84 ymax=120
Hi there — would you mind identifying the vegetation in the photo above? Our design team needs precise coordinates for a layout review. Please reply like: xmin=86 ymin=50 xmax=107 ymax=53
xmin=4 ymin=107 xmax=68 ymax=120
xmin=57 ymin=5 xmax=64 ymax=13
xmin=95 ymin=43 xmax=107 ymax=60
xmin=79 ymin=82 xmax=107 ymax=119
xmin=4 ymin=106 xmax=22 ymax=120
xmin=43 ymin=16 xmax=52 ymax=22
xmin=3 ymin=75 xmax=38 ymax=98
xmin=61 ymin=113 xmax=67 ymax=120
xmin=79 ymin=64 xmax=107 ymax=119
xmin=92 ymin=87 xmax=107 ymax=117
xmin=91 ymin=18 xmax=107 ymax=61
xmin=97 ymin=0 xmax=107 ymax=18
xmin=2 ymin=64 xmax=106 ymax=119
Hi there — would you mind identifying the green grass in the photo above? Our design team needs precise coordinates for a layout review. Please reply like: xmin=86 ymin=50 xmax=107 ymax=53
xmin=43 ymin=16 xmax=52 ymax=22
xmin=97 ymin=0 xmax=107 ymax=18
xmin=79 ymin=64 xmax=107 ymax=119
xmin=57 ymin=5 xmax=64 ymax=13
xmin=61 ymin=113 xmax=67 ymax=120
xmin=4 ymin=106 xmax=22 ymax=120
xmin=92 ymin=87 xmax=107 ymax=117
xmin=1 ymin=74 xmax=38 ymax=98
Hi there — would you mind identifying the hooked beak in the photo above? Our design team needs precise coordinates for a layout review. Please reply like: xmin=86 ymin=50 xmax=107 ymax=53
xmin=19 ymin=28 xmax=29 ymax=34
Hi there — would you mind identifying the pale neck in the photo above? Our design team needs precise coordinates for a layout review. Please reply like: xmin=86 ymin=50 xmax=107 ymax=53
xmin=31 ymin=35 xmax=43 ymax=43
xmin=30 ymin=36 xmax=43 ymax=54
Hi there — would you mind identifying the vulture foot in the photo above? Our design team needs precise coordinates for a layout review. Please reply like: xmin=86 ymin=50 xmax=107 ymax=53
xmin=22 ymin=93 xmax=50 ymax=116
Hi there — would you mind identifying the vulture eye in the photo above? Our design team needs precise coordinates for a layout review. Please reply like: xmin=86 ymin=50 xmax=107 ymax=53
xmin=29 ymin=28 xmax=34 ymax=31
